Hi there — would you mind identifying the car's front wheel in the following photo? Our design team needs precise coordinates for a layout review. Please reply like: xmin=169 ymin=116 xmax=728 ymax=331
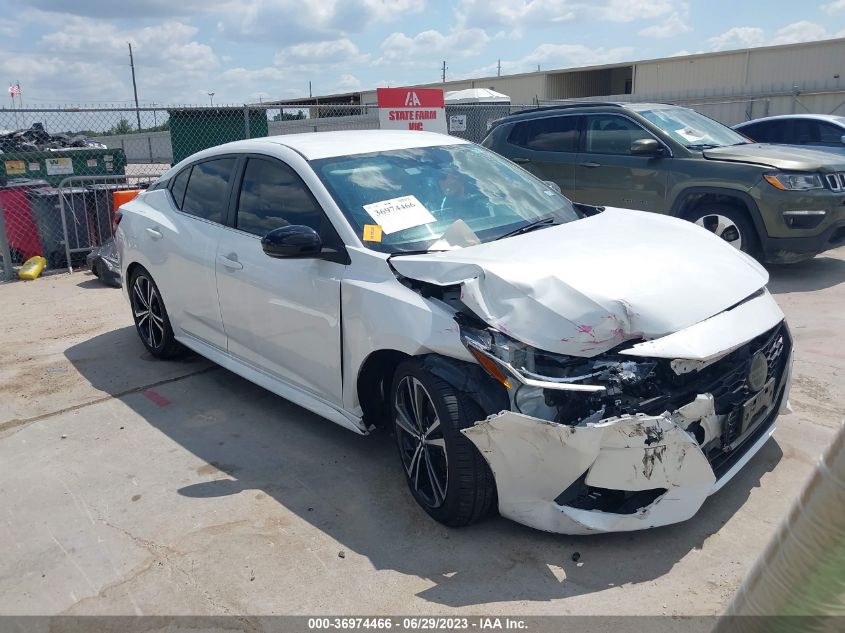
xmin=129 ymin=267 xmax=183 ymax=358
xmin=390 ymin=359 xmax=496 ymax=527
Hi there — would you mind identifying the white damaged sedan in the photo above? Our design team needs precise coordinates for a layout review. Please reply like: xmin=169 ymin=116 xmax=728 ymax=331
xmin=117 ymin=130 xmax=792 ymax=534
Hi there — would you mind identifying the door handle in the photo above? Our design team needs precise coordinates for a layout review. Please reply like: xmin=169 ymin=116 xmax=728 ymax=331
xmin=217 ymin=255 xmax=243 ymax=270
xmin=579 ymin=161 xmax=601 ymax=168
xmin=512 ymin=157 xmax=530 ymax=164
xmin=145 ymin=227 xmax=163 ymax=240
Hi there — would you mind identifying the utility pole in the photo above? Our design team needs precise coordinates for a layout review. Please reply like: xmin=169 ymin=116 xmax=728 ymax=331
xmin=128 ymin=42 xmax=142 ymax=131
xmin=441 ymin=61 xmax=447 ymax=83
xmin=208 ymin=92 xmax=215 ymax=106
xmin=497 ymin=59 xmax=501 ymax=77
xmin=309 ymin=81 xmax=312 ymax=98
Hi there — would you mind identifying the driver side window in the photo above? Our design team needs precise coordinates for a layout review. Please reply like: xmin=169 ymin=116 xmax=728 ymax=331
xmin=584 ymin=115 xmax=653 ymax=155
xmin=235 ymin=158 xmax=326 ymax=237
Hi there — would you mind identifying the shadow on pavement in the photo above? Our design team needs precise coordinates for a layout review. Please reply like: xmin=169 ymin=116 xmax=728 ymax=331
xmin=65 ymin=325 xmax=782 ymax=608
xmin=767 ymin=255 xmax=845 ymax=294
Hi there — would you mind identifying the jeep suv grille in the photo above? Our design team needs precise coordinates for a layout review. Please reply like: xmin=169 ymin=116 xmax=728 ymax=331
xmin=825 ymin=173 xmax=845 ymax=191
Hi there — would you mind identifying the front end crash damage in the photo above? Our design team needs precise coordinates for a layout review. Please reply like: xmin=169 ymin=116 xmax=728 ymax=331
xmin=454 ymin=293 xmax=793 ymax=535
xmin=388 ymin=226 xmax=792 ymax=533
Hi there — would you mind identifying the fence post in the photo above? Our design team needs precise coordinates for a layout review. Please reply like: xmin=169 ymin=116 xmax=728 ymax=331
xmin=243 ymin=106 xmax=251 ymax=140
xmin=57 ymin=180 xmax=73 ymax=274
xmin=0 ymin=198 xmax=13 ymax=281
xmin=148 ymin=136 xmax=154 ymax=163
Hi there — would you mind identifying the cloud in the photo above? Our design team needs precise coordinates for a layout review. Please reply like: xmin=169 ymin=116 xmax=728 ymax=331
xmin=23 ymin=0 xmax=221 ymax=19
xmin=379 ymin=28 xmax=492 ymax=63
xmin=771 ymin=21 xmax=831 ymax=45
xmin=821 ymin=0 xmax=845 ymax=13
xmin=638 ymin=7 xmax=691 ymax=38
xmin=456 ymin=0 xmax=674 ymax=31
xmin=461 ymin=43 xmax=635 ymax=78
xmin=275 ymin=39 xmax=366 ymax=66
xmin=335 ymin=74 xmax=363 ymax=91
xmin=708 ymin=21 xmax=836 ymax=52
xmin=217 ymin=0 xmax=424 ymax=43
xmin=707 ymin=26 xmax=765 ymax=51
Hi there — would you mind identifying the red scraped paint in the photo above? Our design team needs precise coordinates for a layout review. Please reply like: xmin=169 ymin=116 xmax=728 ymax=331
xmin=143 ymin=390 xmax=171 ymax=406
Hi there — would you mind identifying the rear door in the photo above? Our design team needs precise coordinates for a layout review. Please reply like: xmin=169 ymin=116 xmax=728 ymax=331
xmin=215 ymin=155 xmax=346 ymax=405
xmin=501 ymin=115 xmax=580 ymax=197
xmin=575 ymin=113 xmax=669 ymax=212
xmin=154 ymin=157 xmax=235 ymax=351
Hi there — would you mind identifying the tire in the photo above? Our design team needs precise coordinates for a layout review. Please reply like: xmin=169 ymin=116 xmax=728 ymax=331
xmin=684 ymin=205 xmax=759 ymax=257
xmin=390 ymin=358 xmax=496 ymax=527
xmin=128 ymin=267 xmax=183 ymax=358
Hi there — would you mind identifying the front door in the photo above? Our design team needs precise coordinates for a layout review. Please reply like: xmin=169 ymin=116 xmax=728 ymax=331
xmin=575 ymin=113 xmax=669 ymax=212
xmin=215 ymin=156 xmax=345 ymax=405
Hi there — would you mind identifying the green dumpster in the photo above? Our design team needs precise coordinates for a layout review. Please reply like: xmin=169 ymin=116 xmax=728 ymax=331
xmin=168 ymin=107 xmax=270 ymax=165
xmin=1 ymin=148 xmax=127 ymax=187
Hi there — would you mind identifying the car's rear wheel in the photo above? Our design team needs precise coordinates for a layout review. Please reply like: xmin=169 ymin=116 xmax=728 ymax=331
xmin=391 ymin=359 xmax=496 ymax=527
xmin=129 ymin=267 xmax=182 ymax=358
xmin=686 ymin=206 xmax=758 ymax=257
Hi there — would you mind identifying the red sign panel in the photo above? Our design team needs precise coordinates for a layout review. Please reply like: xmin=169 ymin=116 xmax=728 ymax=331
xmin=377 ymin=88 xmax=447 ymax=133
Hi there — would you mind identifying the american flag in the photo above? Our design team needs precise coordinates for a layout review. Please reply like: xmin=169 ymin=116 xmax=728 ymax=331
xmin=8 ymin=81 xmax=21 ymax=97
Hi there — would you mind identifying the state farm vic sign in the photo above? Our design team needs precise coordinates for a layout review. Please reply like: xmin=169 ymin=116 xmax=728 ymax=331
xmin=377 ymin=88 xmax=447 ymax=134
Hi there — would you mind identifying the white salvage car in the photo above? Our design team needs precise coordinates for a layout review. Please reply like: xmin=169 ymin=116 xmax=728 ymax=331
xmin=117 ymin=130 xmax=792 ymax=534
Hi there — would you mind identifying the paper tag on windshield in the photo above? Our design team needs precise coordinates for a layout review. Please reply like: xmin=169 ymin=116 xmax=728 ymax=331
xmin=675 ymin=127 xmax=705 ymax=143
xmin=363 ymin=195 xmax=435 ymax=235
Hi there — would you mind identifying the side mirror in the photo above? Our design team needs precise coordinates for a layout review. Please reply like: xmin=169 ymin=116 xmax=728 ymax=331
xmin=630 ymin=138 xmax=662 ymax=155
xmin=542 ymin=180 xmax=562 ymax=194
xmin=261 ymin=225 xmax=322 ymax=259
xmin=840 ymin=134 xmax=845 ymax=146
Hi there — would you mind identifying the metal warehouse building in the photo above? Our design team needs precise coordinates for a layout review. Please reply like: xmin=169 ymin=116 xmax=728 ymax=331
xmin=271 ymin=38 xmax=845 ymax=126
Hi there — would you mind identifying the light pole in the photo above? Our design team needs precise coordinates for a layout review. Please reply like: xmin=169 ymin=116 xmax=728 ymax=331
xmin=208 ymin=92 xmax=215 ymax=106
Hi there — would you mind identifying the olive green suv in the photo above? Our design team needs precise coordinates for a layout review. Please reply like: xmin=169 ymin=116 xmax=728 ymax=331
xmin=481 ymin=102 xmax=845 ymax=263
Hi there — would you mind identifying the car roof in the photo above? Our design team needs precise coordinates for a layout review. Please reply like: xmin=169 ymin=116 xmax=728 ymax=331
xmin=491 ymin=101 xmax=686 ymax=125
xmin=735 ymin=114 xmax=845 ymax=127
xmin=193 ymin=130 xmax=470 ymax=162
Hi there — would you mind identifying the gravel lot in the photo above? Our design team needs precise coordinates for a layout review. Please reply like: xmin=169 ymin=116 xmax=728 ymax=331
xmin=0 ymin=250 xmax=843 ymax=616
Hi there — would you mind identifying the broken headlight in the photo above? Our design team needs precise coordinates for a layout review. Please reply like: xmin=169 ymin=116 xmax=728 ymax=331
xmin=460 ymin=324 xmax=659 ymax=425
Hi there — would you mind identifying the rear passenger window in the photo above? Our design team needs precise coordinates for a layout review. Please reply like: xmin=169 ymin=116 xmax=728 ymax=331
xmin=169 ymin=167 xmax=191 ymax=209
xmin=181 ymin=158 xmax=236 ymax=223
xmin=508 ymin=116 xmax=579 ymax=152
xmin=236 ymin=158 xmax=325 ymax=236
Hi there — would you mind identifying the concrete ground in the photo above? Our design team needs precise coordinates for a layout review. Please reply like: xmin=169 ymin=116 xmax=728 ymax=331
xmin=0 ymin=250 xmax=843 ymax=616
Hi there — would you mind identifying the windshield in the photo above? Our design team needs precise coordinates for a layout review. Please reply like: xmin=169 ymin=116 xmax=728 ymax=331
xmin=636 ymin=106 xmax=748 ymax=149
xmin=312 ymin=143 xmax=581 ymax=254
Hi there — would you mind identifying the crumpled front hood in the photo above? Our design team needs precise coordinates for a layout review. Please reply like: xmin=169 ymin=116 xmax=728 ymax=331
xmin=703 ymin=143 xmax=845 ymax=171
xmin=390 ymin=208 xmax=769 ymax=357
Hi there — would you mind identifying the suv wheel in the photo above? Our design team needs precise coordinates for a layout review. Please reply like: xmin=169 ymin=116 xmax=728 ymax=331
xmin=129 ymin=267 xmax=183 ymax=358
xmin=686 ymin=206 xmax=757 ymax=256
xmin=391 ymin=359 xmax=496 ymax=527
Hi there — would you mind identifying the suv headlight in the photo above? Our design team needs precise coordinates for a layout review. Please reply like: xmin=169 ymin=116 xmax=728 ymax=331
xmin=764 ymin=173 xmax=824 ymax=191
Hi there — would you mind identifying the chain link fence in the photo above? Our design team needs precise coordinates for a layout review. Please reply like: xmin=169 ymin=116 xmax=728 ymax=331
xmin=0 ymin=103 xmax=533 ymax=279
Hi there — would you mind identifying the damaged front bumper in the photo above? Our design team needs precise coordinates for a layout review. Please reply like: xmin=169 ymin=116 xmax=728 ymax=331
xmin=460 ymin=320 xmax=794 ymax=535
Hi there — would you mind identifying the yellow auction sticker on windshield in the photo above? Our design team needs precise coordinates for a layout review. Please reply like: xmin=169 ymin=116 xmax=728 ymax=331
xmin=363 ymin=224 xmax=383 ymax=242
xmin=363 ymin=195 xmax=436 ymax=234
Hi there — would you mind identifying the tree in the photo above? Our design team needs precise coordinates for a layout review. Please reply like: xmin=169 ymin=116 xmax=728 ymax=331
xmin=109 ymin=118 xmax=133 ymax=135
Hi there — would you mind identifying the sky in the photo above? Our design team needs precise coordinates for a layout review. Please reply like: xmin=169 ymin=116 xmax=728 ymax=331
xmin=1 ymin=0 xmax=845 ymax=106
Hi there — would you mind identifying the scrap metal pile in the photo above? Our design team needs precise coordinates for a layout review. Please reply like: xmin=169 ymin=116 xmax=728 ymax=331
xmin=0 ymin=123 xmax=106 ymax=153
